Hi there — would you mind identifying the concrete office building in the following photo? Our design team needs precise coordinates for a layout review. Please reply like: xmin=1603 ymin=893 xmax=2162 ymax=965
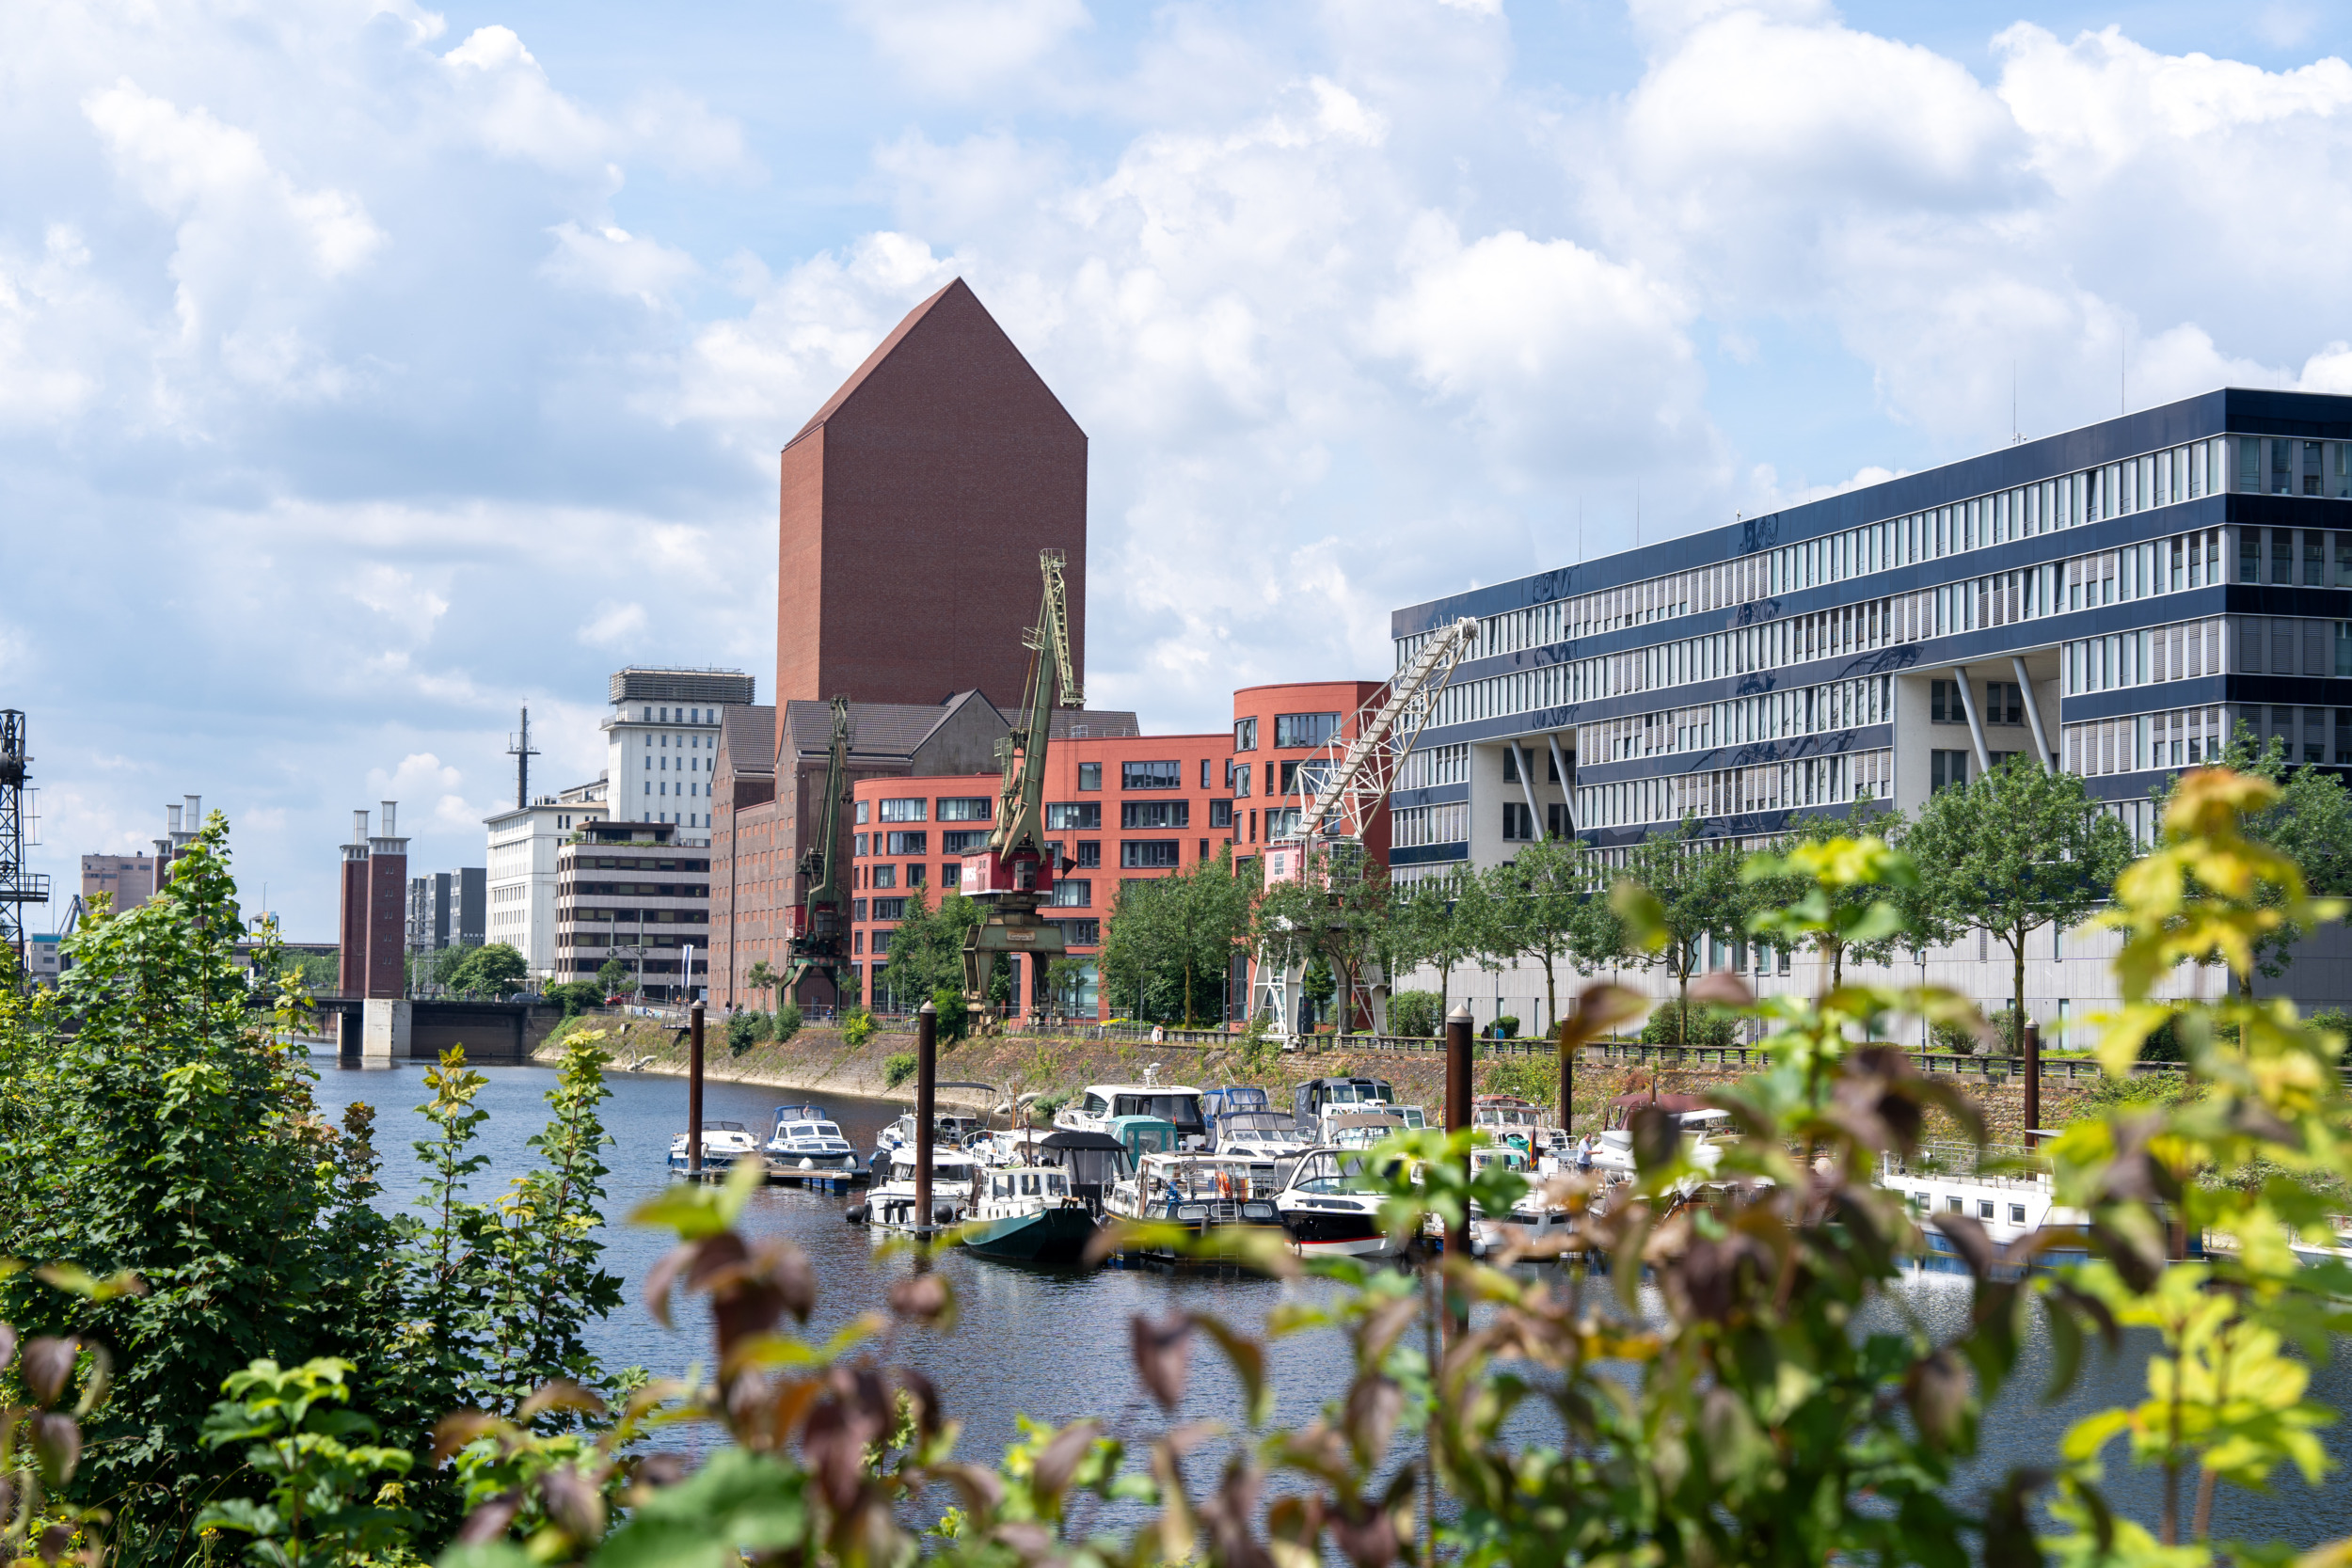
xmin=1389 ymin=388 xmax=2352 ymax=1034
xmin=406 ymin=867 xmax=486 ymax=959
xmin=606 ymin=668 xmax=755 ymax=839
xmin=485 ymin=779 xmax=607 ymax=981
xmin=555 ymin=819 xmax=710 ymax=1000
xmin=81 ymin=854 xmax=157 ymax=913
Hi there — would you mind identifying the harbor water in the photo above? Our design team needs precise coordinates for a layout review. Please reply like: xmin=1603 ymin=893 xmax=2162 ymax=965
xmin=311 ymin=1053 xmax=2352 ymax=1547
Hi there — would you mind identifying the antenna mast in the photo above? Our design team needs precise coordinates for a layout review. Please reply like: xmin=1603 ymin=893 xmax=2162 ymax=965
xmin=507 ymin=706 xmax=540 ymax=808
xmin=0 ymin=711 xmax=51 ymax=988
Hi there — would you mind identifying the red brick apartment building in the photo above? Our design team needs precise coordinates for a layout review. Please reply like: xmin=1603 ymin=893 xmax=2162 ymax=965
xmin=840 ymin=680 xmax=1386 ymax=1021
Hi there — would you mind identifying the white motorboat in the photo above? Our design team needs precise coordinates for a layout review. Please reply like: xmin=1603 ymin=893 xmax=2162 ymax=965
xmin=1273 ymin=1145 xmax=1408 ymax=1259
xmin=853 ymin=1146 xmax=980 ymax=1233
xmin=764 ymin=1103 xmax=863 ymax=1182
xmin=1055 ymin=1079 xmax=1209 ymax=1148
xmin=668 ymin=1120 xmax=761 ymax=1175
xmin=1103 ymin=1150 xmax=1285 ymax=1261
xmin=1213 ymin=1110 xmax=1312 ymax=1160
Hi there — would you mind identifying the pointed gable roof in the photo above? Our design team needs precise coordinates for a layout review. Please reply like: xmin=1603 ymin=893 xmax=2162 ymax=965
xmin=783 ymin=277 xmax=1083 ymax=451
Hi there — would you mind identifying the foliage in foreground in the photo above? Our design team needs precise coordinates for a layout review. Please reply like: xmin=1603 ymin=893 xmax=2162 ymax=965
xmin=7 ymin=773 xmax=2352 ymax=1568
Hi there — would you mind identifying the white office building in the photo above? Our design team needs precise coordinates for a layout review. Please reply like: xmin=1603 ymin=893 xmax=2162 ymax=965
xmin=605 ymin=667 xmax=756 ymax=847
xmin=485 ymin=779 xmax=607 ymax=982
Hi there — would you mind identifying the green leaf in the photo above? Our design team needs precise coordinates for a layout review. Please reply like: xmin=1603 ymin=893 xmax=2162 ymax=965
xmin=595 ymin=1449 xmax=809 ymax=1568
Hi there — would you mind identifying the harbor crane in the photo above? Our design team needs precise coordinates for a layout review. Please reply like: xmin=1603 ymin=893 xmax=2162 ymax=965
xmin=1250 ymin=616 xmax=1480 ymax=1042
xmin=782 ymin=696 xmax=853 ymax=1006
xmin=961 ymin=549 xmax=1084 ymax=1021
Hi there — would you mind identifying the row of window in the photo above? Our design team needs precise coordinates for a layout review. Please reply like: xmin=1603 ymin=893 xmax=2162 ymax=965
xmin=560 ymin=881 xmax=710 ymax=898
xmin=632 ymin=705 xmax=721 ymax=724
xmin=568 ymin=856 xmax=712 ymax=871
xmin=1423 ymin=527 xmax=2235 ymax=728
xmin=1928 ymin=679 xmax=2027 ymax=726
xmin=2066 ymin=705 xmax=2233 ymax=776
xmin=1576 ymin=748 xmax=1894 ymax=831
xmin=1232 ymin=713 xmax=1341 ymax=752
xmin=2063 ymin=618 xmax=2225 ymax=695
xmin=1397 ymin=742 xmax=1469 ymax=790
xmin=1393 ymin=800 xmax=1470 ymax=848
xmin=565 ymin=908 xmax=709 ymax=924
xmin=1577 ymin=675 xmax=1897 ymax=767
xmin=1398 ymin=438 xmax=2264 ymax=670
xmin=644 ymin=752 xmax=707 ymax=769
xmin=856 ymin=796 xmax=993 ymax=825
xmin=1501 ymin=801 xmax=1573 ymax=841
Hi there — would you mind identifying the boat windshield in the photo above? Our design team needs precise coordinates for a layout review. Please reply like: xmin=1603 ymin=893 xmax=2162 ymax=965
xmin=1224 ymin=1113 xmax=1297 ymax=1134
xmin=704 ymin=1121 xmax=748 ymax=1132
xmin=1288 ymin=1150 xmax=1391 ymax=1196
xmin=1111 ymin=1093 xmax=1204 ymax=1131
xmin=985 ymin=1170 xmax=1070 ymax=1199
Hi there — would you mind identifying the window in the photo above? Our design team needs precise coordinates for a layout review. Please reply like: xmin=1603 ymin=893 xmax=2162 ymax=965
xmin=1120 ymin=800 xmax=1189 ymax=829
xmin=1502 ymin=801 xmax=1535 ymax=841
xmin=1931 ymin=680 xmax=1964 ymax=723
xmin=1122 ymin=760 xmax=1181 ymax=790
xmin=1209 ymin=800 xmax=1232 ymax=828
xmin=941 ymin=864 xmax=960 ymax=890
xmin=937 ymin=797 xmax=993 ymax=821
xmin=885 ymin=831 xmax=928 ymax=856
xmin=1547 ymin=802 xmax=1571 ymax=838
xmin=1050 ymin=879 xmax=1092 ymax=907
xmin=1986 ymin=682 xmax=2024 ymax=726
xmin=2010 ymin=1204 xmax=2027 ymax=1225
xmin=1274 ymin=712 xmax=1340 ymax=750
xmin=1931 ymin=751 xmax=1969 ymax=792
xmin=1121 ymin=840 xmax=1181 ymax=868
xmin=1233 ymin=717 xmax=1258 ymax=751
xmin=944 ymin=830 xmax=989 ymax=854
xmin=1075 ymin=841 xmax=1101 ymax=868
xmin=854 ymin=800 xmax=869 ymax=824
xmin=1232 ymin=760 xmax=1252 ymax=797
xmin=871 ymin=897 xmax=907 ymax=921
xmin=908 ymin=863 xmax=927 ymax=886
xmin=1056 ymin=919 xmax=1101 ymax=946
xmin=1200 ymin=758 xmax=1212 ymax=789
xmin=1045 ymin=802 xmax=1101 ymax=831
xmin=852 ymin=833 xmax=868 ymax=856
xmin=850 ymin=898 xmax=866 ymax=922
xmin=1263 ymin=807 xmax=1300 ymax=839
xmin=1078 ymin=762 xmax=1102 ymax=791
xmin=878 ymin=798 xmax=926 ymax=822
xmin=871 ymin=864 xmax=897 ymax=889
xmin=871 ymin=930 xmax=892 ymax=955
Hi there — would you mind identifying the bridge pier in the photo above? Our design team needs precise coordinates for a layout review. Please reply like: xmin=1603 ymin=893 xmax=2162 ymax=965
xmin=361 ymin=998 xmax=410 ymax=1061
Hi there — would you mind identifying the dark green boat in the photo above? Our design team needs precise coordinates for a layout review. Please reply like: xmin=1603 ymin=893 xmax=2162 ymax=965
xmin=960 ymin=1198 xmax=1100 ymax=1264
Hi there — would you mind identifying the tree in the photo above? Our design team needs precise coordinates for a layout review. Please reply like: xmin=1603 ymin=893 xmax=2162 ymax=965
xmin=431 ymin=944 xmax=472 ymax=988
xmin=1903 ymin=755 xmax=2134 ymax=1046
xmin=743 ymin=958 xmax=778 ymax=1011
xmin=1741 ymin=798 xmax=1909 ymax=990
xmin=2153 ymin=726 xmax=2352 ymax=996
xmin=1479 ymin=836 xmax=1596 ymax=1037
xmin=1391 ymin=864 xmax=1486 ymax=1022
xmin=596 ymin=957 xmax=631 ymax=996
xmin=1100 ymin=848 xmax=1253 ymax=1028
xmin=1613 ymin=818 xmax=1750 ymax=1046
xmin=452 ymin=942 xmax=528 ymax=997
xmin=1300 ymin=953 xmax=1335 ymax=1028
xmin=879 ymin=888 xmax=983 ymax=1013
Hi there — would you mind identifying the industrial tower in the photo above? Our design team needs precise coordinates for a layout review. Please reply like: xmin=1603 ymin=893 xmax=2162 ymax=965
xmin=0 ymin=711 xmax=50 ymax=984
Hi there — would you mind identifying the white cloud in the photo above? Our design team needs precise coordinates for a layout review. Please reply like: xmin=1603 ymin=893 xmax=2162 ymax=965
xmin=848 ymin=0 xmax=1091 ymax=95
xmin=542 ymin=222 xmax=700 ymax=308
xmin=578 ymin=601 xmax=649 ymax=647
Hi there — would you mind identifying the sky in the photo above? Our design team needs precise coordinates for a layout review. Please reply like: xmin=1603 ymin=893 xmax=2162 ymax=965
xmin=9 ymin=0 xmax=2352 ymax=940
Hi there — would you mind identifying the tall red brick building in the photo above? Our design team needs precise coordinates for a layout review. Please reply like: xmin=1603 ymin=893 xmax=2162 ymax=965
xmin=712 ymin=279 xmax=1101 ymax=1007
xmin=776 ymin=278 xmax=1087 ymax=711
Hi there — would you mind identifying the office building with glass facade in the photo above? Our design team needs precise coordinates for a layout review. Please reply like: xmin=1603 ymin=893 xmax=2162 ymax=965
xmin=1387 ymin=388 xmax=2352 ymax=1028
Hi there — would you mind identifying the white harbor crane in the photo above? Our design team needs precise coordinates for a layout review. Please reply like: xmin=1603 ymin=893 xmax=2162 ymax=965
xmin=1249 ymin=616 xmax=1480 ymax=1044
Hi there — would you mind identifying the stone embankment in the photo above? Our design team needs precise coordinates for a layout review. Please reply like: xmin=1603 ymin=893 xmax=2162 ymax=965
xmin=535 ymin=1014 xmax=2118 ymax=1139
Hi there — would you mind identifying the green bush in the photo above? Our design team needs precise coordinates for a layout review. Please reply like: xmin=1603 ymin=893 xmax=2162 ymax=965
xmin=1931 ymin=1007 xmax=2028 ymax=1056
xmin=1639 ymin=999 xmax=1736 ymax=1050
xmin=882 ymin=1052 xmax=917 ymax=1090
xmin=1387 ymin=990 xmax=1442 ymax=1038
xmin=931 ymin=987 xmax=971 ymax=1045
xmin=772 ymin=1000 xmax=803 ymax=1043
xmin=725 ymin=1009 xmax=771 ymax=1056
xmin=1492 ymin=1014 xmax=1520 ymax=1039
xmin=846 ymin=1006 xmax=877 ymax=1049
xmin=544 ymin=980 xmax=602 ymax=1017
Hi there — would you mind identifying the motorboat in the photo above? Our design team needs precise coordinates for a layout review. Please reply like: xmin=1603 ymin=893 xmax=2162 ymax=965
xmin=869 ymin=1085 xmax=998 ymax=1175
xmin=1056 ymin=1081 xmax=1208 ymax=1148
xmin=1213 ymin=1110 xmax=1311 ymax=1160
xmin=852 ymin=1146 xmax=980 ymax=1233
xmin=668 ymin=1120 xmax=760 ymax=1175
xmin=1106 ymin=1114 xmax=1184 ymax=1167
xmin=1472 ymin=1094 xmax=1555 ymax=1154
xmin=1201 ymin=1085 xmax=1273 ymax=1142
xmin=961 ymin=1164 xmax=1099 ymax=1264
xmin=1104 ymin=1151 xmax=1285 ymax=1261
xmin=1292 ymin=1076 xmax=1399 ymax=1144
xmin=1273 ymin=1145 xmax=1409 ymax=1259
xmin=1578 ymin=1107 xmax=1734 ymax=1179
xmin=764 ymin=1104 xmax=862 ymax=1180
xmin=1326 ymin=1111 xmax=1411 ymax=1150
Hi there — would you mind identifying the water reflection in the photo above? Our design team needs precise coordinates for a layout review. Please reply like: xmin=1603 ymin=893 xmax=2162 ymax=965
xmin=312 ymin=1053 xmax=2349 ymax=1547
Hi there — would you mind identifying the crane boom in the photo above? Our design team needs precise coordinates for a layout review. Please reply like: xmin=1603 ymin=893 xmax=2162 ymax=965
xmin=1280 ymin=616 xmax=1479 ymax=846
xmin=783 ymin=696 xmax=853 ymax=1002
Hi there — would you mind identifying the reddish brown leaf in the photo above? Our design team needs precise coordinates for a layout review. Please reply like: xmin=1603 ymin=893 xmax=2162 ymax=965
xmin=1931 ymin=1212 xmax=1995 ymax=1279
xmin=1688 ymin=971 xmax=1755 ymax=1007
xmin=1904 ymin=1348 xmax=1972 ymax=1450
xmin=29 ymin=1415 xmax=78 ymax=1485
xmin=431 ymin=1411 xmax=501 ymax=1464
xmin=1029 ymin=1418 xmax=1102 ymax=1511
xmin=896 ymin=1367 xmax=944 ymax=1438
xmin=1130 ymin=1310 xmax=1194 ymax=1412
xmin=20 ymin=1338 xmax=76 ymax=1407
xmin=641 ymin=1244 xmax=691 ymax=1328
xmin=1328 ymin=1498 xmax=1401 ymax=1568
xmin=0 ymin=1323 xmax=18 ymax=1371
xmin=1343 ymin=1376 xmax=1404 ymax=1468
xmin=887 ymin=1273 xmax=952 ymax=1326
xmin=1198 ymin=1459 xmax=1273 ymax=1568
xmin=538 ymin=1465 xmax=605 ymax=1542
xmin=518 ymin=1379 xmax=607 ymax=1420
xmin=456 ymin=1491 xmax=523 ymax=1544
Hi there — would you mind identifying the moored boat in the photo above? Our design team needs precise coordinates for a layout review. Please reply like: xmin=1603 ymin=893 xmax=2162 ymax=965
xmin=668 ymin=1120 xmax=761 ymax=1176
xmin=961 ymin=1164 xmax=1099 ymax=1264
xmin=1273 ymin=1145 xmax=1408 ymax=1259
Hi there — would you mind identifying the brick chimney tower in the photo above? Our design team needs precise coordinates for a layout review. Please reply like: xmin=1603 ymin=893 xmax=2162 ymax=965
xmin=360 ymin=800 xmax=410 ymax=1059
xmin=337 ymin=810 xmax=370 ymax=995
